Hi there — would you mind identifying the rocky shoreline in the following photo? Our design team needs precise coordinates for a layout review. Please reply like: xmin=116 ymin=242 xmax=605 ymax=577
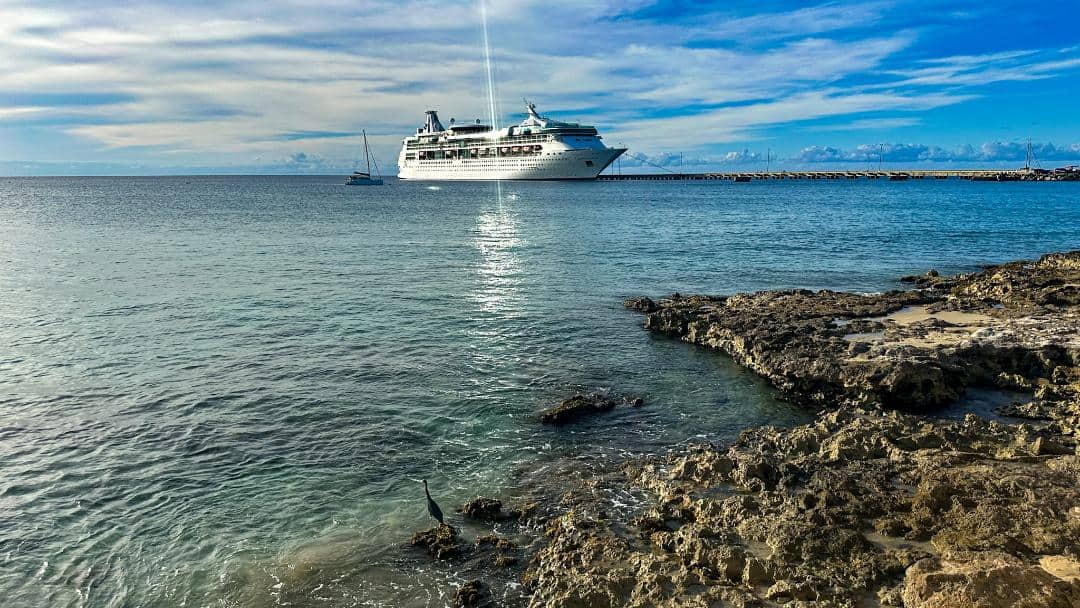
xmin=525 ymin=407 xmax=1079 ymax=607
xmin=421 ymin=252 xmax=1080 ymax=607
xmin=636 ymin=251 xmax=1079 ymax=426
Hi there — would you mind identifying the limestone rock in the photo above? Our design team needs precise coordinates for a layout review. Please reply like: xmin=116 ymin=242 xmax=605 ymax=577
xmin=903 ymin=554 xmax=1080 ymax=608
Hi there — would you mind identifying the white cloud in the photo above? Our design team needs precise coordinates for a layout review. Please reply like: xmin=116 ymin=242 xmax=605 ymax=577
xmin=614 ymin=89 xmax=971 ymax=150
xmin=0 ymin=0 xmax=1078 ymax=169
xmin=681 ymin=1 xmax=891 ymax=42
xmin=808 ymin=117 xmax=921 ymax=131
xmin=0 ymin=106 xmax=48 ymax=119
xmin=885 ymin=49 xmax=1080 ymax=87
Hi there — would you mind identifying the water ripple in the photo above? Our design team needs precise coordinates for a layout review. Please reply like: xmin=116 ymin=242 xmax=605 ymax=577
xmin=1 ymin=176 xmax=1077 ymax=606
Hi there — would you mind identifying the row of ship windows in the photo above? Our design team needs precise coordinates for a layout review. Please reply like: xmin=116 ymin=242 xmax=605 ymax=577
xmin=406 ymin=155 xmax=569 ymax=162
xmin=407 ymin=147 xmax=550 ymax=161
xmin=405 ymin=160 xmax=595 ymax=167
xmin=408 ymin=163 xmax=553 ymax=167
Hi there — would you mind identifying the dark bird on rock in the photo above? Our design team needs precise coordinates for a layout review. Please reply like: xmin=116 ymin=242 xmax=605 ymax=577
xmin=423 ymin=479 xmax=444 ymax=525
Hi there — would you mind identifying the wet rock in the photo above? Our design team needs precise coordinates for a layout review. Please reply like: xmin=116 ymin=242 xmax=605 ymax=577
xmin=409 ymin=524 xmax=460 ymax=559
xmin=460 ymin=497 xmax=519 ymax=521
xmin=901 ymin=268 xmax=956 ymax=290
xmin=475 ymin=534 xmax=518 ymax=569
xmin=513 ymin=500 xmax=540 ymax=522
xmin=476 ymin=533 xmax=516 ymax=551
xmin=624 ymin=296 xmax=657 ymax=313
xmin=539 ymin=393 xmax=617 ymax=425
xmin=454 ymin=579 xmax=490 ymax=607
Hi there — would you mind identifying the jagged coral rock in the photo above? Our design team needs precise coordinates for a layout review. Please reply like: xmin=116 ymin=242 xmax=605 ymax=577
xmin=525 ymin=410 xmax=1080 ymax=607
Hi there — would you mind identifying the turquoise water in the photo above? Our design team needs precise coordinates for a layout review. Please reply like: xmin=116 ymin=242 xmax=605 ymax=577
xmin=0 ymin=176 xmax=1077 ymax=607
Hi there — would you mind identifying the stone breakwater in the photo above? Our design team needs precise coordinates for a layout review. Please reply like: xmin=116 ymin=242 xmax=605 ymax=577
xmin=520 ymin=252 xmax=1080 ymax=607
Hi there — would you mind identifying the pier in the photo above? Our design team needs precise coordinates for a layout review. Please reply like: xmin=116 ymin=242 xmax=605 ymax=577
xmin=598 ymin=169 xmax=1078 ymax=181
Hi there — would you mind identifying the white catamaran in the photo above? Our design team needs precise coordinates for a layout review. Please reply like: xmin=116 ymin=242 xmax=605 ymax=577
xmin=396 ymin=101 xmax=626 ymax=181
xmin=345 ymin=130 xmax=384 ymax=185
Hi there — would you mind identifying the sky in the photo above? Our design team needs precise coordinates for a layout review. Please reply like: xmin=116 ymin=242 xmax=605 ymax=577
xmin=2 ymin=0 xmax=1079 ymax=175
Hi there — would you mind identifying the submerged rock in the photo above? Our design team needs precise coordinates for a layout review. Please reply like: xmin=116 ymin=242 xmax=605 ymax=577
xmin=539 ymin=393 xmax=617 ymax=425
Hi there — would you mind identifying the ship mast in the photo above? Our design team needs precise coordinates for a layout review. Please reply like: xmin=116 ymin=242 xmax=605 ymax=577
xmin=363 ymin=129 xmax=371 ymax=176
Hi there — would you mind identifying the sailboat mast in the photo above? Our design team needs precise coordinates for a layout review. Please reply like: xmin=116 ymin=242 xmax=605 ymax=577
xmin=363 ymin=130 xmax=371 ymax=175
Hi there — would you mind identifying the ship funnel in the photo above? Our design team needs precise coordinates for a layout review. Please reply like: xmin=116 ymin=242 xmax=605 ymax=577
xmin=423 ymin=110 xmax=445 ymax=133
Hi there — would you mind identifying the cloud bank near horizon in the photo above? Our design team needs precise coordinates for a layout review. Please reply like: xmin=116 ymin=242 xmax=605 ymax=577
xmin=1 ymin=0 xmax=1079 ymax=173
xmin=792 ymin=141 xmax=1080 ymax=164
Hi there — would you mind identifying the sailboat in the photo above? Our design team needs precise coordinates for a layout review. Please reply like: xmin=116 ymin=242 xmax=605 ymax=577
xmin=345 ymin=130 xmax=384 ymax=185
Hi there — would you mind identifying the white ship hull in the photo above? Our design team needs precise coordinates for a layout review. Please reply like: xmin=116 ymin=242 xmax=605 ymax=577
xmin=397 ymin=102 xmax=625 ymax=181
xmin=398 ymin=147 xmax=624 ymax=181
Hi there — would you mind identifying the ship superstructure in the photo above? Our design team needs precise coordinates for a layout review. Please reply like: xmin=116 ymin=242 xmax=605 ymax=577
xmin=397 ymin=102 xmax=625 ymax=180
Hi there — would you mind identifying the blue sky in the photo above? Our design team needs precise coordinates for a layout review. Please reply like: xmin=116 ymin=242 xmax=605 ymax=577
xmin=2 ymin=0 xmax=1079 ymax=174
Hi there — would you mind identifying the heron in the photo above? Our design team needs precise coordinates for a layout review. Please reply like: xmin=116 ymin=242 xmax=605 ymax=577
xmin=423 ymin=479 xmax=444 ymax=525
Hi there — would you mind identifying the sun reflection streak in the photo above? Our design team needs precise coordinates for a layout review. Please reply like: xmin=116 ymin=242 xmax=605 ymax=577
xmin=472 ymin=197 xmax=523 ymax=316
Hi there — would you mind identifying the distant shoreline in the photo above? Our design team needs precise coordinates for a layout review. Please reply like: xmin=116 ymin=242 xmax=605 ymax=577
xmin=599 ymin=167 xmax=1080 ymax=181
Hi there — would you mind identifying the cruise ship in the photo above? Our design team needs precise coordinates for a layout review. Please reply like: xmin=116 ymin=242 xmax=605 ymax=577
xmin=397 ymin=102 xmax=626 ymax=181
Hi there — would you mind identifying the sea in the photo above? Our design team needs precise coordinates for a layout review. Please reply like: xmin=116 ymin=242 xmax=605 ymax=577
xmin=1 ymin=176 xmax=1077 ymax=607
